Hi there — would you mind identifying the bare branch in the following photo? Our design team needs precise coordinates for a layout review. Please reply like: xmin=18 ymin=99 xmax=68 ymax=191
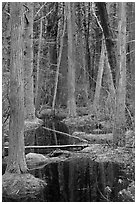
xmin=91 ymin=3 xmax=103 ymax=32
xmin=42 ymin=126 xmax=88 ymax=143
xmin=34 ymin=8 xmax=53 ymax=23
xmin=34 ymin=2 xmax=47 ymax=19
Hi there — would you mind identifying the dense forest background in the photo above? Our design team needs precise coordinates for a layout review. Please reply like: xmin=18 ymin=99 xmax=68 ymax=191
xmin=2 ymin=2 xmax=135 ymax=142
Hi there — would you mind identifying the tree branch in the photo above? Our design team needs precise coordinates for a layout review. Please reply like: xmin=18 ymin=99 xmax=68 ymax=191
xmin=42 ymin=126 xmax=88 ymax=143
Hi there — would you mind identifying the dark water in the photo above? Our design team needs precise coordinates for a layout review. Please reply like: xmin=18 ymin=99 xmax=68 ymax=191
xmin=28 ymin=155 xmax=129 ymax=202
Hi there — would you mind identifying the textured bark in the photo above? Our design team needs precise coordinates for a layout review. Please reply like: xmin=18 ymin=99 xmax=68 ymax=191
xmin=113 ymin=3 xmax=126 ymax=146
xmin=66 ymin=2 xmax=77 ymax=117
xmin=24 ymin=2 xmax=35 ymax=120
xmin=6 ymin=2 xmax=27 ymax=173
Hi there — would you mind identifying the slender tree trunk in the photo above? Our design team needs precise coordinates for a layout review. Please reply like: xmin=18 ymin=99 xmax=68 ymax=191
xmin=47 ymin=3 xmax=58 ymax=106
xmin=6 ymin=2 xmax=27 ymax=173
xmin=24 ymin=2 xmax=35 ymax=120
xmin=96 ymin=2 xmax=117 ymax=86
xmin=104 ymin=42 xmax=116 ymax=110
xmin=93 ymin=40 xmax=105 ymax=109
xmin=113 ymin=2 xmax=126 ymax=146
xmin=83 ymin=4 xmax=92 ymax=91
xmin=66 ymin=2 xmax=77 ymax=117
xmin=56 ymin=15 xmax=68 ymax=107
xmin=35 ymin=19 xmax=43 ymax=111
xmin=105 ymin=48 xmax=115 ymax=98
xmin=35 ymin=17 xmax=48 ymax=113
xmin=75 ymin=3 xmax=88 ymax=106
xmin=52 ymin=12 xmax=67 ymax=110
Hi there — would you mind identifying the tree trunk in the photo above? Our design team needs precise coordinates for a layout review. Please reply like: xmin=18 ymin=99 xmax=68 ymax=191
xmin=76 ymin=3 xmax=89 ymax=107
xmin=6 ymin=2 xmax=27 ymax=173
xmin=96 ymin=2 xmax=117 ymax=86
xmin=83 ymin=3 xmax=92 ymax=91
xmin=93 ymin=40 xmax=105 ymax=109
xmin=66 ymin=2 xmax=77 ymax=117
xmin=35 ymin=18 xmax=43 ymax=111
xmin=113 ymin=2 xmax=126 ymax=146
xmin=24 ymin=2 xmax=35 ymax=120
xmin=105 ymin=46 xmax=115 ymax=98
xmin=56 ymin=15 xmax=68 ymax=108
xmin=35 ymin=17 xmax=48 ymax=112
xmin=47 ymin=3 xmax=58 ymax=106
xmin=52 ymin=10 xmax=67 ymax=110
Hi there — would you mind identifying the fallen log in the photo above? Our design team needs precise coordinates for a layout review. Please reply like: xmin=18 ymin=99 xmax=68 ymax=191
xmin=4 ymin=144 xmax=89 ymax=156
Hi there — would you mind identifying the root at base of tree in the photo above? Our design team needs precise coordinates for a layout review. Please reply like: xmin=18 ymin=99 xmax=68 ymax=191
xmin=2 ymin=172 xmax=46 ymax=202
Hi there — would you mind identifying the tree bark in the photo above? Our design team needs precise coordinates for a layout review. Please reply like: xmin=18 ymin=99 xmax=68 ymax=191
xmin=113 ymin=2 xmax=126 ymax=146
xmin=66 ymin=2 xmax=77 ymax=117
xmin=24 ymin=2 xmax=35 ymax=120
xmin=6 ymin=2 xmax=27 ymax=173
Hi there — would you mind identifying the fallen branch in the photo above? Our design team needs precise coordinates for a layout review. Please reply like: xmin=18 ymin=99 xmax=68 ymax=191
xmin=4 ymin=144 xmax=89 ymax=156
xmin=42 ymin=126 xmax=88 ymax=143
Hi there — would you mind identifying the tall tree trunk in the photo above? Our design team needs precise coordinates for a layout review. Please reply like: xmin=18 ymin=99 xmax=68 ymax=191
xmin=105 ymin=47 xmax=115 ymax=98
xmin=113 ymin=2 xmax=126 ymax=146
xmin=96 ymin=2 xmax=117 ymax=86
xmin=104 ymin=43 xmax=116 ymax=119
xmin=35 ymin=16 xmax=48 ymax=113
xmin=83 ymin=3 xmax=92 ymax=91
xmin=24 ymin=2 xmax=35 ymax=120
xmin=6 ymin=2 xmax=27 ymax=173
xmin=76 ymin=3 xmax=88 ymax=106
xmin=56 ymin=13 xmax=68 ymax=108
xmin=35 ymin=18 xmax=43 ymax=111
xmin=47 ymin=3 xmax=58 ymax=106
xmin=93 ymin=40 xmax=105 ymax=109
xmin=66 ymin=2 xmax=77 ymax=117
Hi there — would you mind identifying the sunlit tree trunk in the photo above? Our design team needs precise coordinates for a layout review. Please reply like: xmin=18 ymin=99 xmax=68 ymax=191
xmin=24 ymin=2 xmax=35 ymax=120
xmin=66 ymin=2 xmax=77 ymax=117
xmin=113 ymin=2 xmax=126 ymax=146
xmin=6 ymin=2 xmax=27 ymax=173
